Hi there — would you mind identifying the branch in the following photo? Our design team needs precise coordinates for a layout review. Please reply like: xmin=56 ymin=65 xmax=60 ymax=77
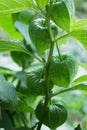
xmin=50 ymin=85 xmax=80 ymax=98
xmin=36 ymin=1 xmax=54 ymax=130
xmin=54 ymin=33 xmax=69 ymax=43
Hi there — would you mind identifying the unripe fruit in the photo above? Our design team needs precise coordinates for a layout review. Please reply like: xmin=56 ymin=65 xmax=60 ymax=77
xmin=46 ymin=0 xmax=73 ymax=31
xmin=27 ymin=68 xmax=53 ymax=96
xmin=35 ymin=97 xmax=67 ymax=129
xmin=50 ymin=54 xmax=78 ymax=87
xmin=29 ymin=18 xmax=58 ymax=53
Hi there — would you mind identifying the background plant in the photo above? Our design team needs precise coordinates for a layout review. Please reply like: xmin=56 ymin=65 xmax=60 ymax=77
xmin=0 ymin=0 xmax=87 ymax=130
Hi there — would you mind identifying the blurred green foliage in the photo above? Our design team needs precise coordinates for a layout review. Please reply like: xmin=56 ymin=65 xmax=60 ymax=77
xmin=75 ymin=0 xmax=87 ymax=18
xmin=59 ymin=91 xmax=87 ymax=130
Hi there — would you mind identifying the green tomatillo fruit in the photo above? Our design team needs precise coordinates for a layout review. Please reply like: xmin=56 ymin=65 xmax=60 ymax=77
xmin=50 ymin=54 xmax=78 ymax=87
xmin=35 ymin=97 xmax=67 ymax=129
xmin=27 ymin=68 xmax=53 ymax=96
xmin=47 ymin=0 xmax=74 ymax=32
xmin=29 ymin=18 xmax=58 ymax=53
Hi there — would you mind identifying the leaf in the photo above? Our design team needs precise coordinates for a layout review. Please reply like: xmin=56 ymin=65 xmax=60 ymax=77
xmin=15 ymin=71 xmax=27 ymax=88
xmin=11 ymin=21 xmax=36 ymax=55
xmin=74 ymin=124 xmax=82 ymax=130
xmin=13 ymin=127 xmax=33 ymax=130
xmin=0 ymin=14 xmax=22 ymax=39
xmin=0 ymin=72 xmax=6 ymax=81
xmin=0 ymin=0 xmax=34 ymax=14
xmin=0 ymin=111 xmax=14 ymax=129
xmin=73 ymin=75 xmax=87 ymax=85
xmin=0 ymin=40 xmax=28 ymax=53
xmin=57 ymin=36 xmax=67 ymax=45
xmin=36 ymin=0 xmax=49 ymax=8
xmin=0 ymin=66 xmax=15 ymax=75
xmin=12 ymin=9 xmax=36 ymax=25
xmin=0 ymin=73 xmax=17 ymax=106
xmin=12 ymin=10 xmax=36 ymax=44
xmin=13 ymin=126 xmax=36 ymax=130
xmin=80 ymin=62 xmax=87 ymax=70
xmin=11 ymin=51 xmax=33 ymax=68
xmin=69 ymin=30 xmax=87 ymax=48
xmin=71 ymin=19 xmax=87 ymax=30
xmin=1 ymin=100 xmax=34 ymax=113
xmin=15 ymin=22 xmax=31 ymax=44
xmin=63 ymin=0 xmax=75 ymax=19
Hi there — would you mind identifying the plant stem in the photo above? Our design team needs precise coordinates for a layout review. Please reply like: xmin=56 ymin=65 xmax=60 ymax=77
xmin=36 ymin=1 xmax=54 ymax=130
xmin=26 ymin=50 xmax=45 ymax=65
xmin=56 ymin=42 xmax=62 ymax=61
xmin=23 ymin=40 xmax=45 ymax=64
xmin=16 ymin=109 xmax=28 ymax=127
xmin=50 ymin=85 xmax=79 ymax=98
xmin=22 ymin=54 xmax=26 ymax=71
xmin=54 ymin=33 xmax=69 ymax=43
xmin=0 ymin=107 xmax=2 ymax=120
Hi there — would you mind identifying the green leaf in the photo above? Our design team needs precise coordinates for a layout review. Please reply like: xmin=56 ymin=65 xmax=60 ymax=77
xmin=1 ymin=100 xmax=34 ymax=113
xmin=11 ymin=51 xmax=33 ymax=68
xmin=12 ymin=10 xmax=36 ymax=44
xmin=15 ymin=22 xmax=31 ymax=44
xmin=63 ymin=0 xmax=75 ymax=19
xmin=15 ymin=71 xmax=27 ymax=88
xmin=74 ymin=124 xmax=82 ymax=130
xmin=0 ymin=73 xmax=17 ymax=106
xmin=0 ymin=14 xmax=22 ymax=39
xmin=36 ymin=0 xmax=49 ymax=8
xmin=69 ymin=30 xmax=87 ymax=48
xmin=80 ymin=62 xmax=87 ymax=70
xmin=0 ymin=67 xmax=15 ymax=80
xmin=71 ymin=19 xmax=87 ymax=30
xmin=0 ymin=111 xmax=14 ymax=129
xmin=73 ymin=75 xmax=87 ymax=85
xmin=57 ymin=36 xmax=67 ymax=45
xmin=0 ymin=40 xmax=28 ymax=53
xmin=13 ymin=127 xmax=33 ymax=130
xmin=11 ymin=21 xmax=36 ymax=55
xmin=12 ymin=9 xmax=36 ymax=25
xmin=0 ymin=72 xmax=6 ymax=81
xmin=0 ymin=0 xmax=34 ymax=14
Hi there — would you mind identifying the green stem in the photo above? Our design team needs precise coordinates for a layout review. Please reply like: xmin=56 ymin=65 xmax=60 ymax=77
xmin=54 ymin=33 xmax=69 ymax=43
xmin=44 ymin=0 xmax=54 ymax=105
xmin=23 ymin=40 xmax=45 ymax=64
xmin=22 ymin=55 xmax=26 ymax=71
xmin=0 ymin=106 xmax=2 ymax=120
xmin=16 ymin=109 xmax=27 ymax=127
xmin=50 ymin=86 xmax=79 ymax=98
xmin=36 ymin=1 xmax=54 ymax=130
xmin=36 ymin=43 xmax=54 ymax=130
xmin=56 ymin=42 xmax=62 ymax=61
xmin=25 ymin=50 xmax=45 ymax=65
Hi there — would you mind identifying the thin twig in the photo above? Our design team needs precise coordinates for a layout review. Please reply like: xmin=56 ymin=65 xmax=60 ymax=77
xmin=54 ymin=33 xmax=69 ymax=43
xmin=56 ymin=42 xmax=62 ymax=61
